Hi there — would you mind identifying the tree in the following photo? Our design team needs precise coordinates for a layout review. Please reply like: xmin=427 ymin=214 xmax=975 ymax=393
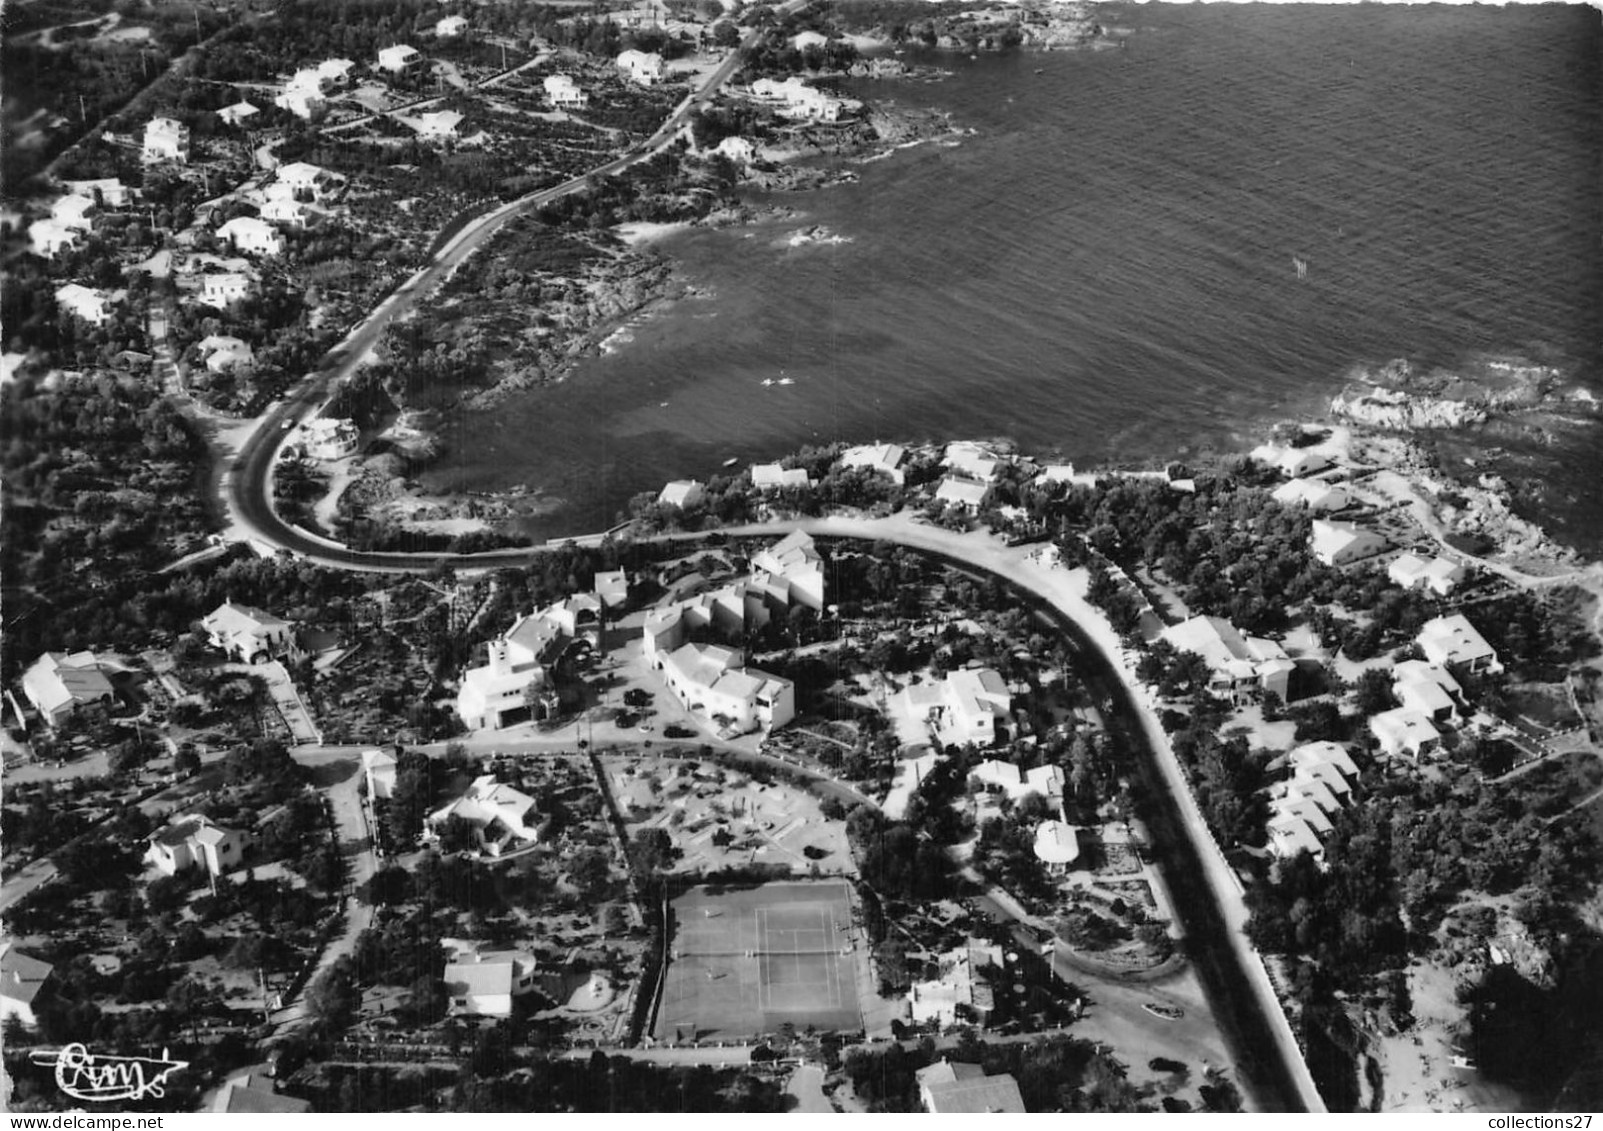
xmin=630 ymin=827 xmax=677 ymax=874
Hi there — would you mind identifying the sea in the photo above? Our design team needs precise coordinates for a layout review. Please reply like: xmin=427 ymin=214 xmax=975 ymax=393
xmin=422 ymin=2 xmax=1603 ymax=551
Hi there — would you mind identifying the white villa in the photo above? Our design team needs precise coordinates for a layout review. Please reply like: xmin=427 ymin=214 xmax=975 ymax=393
xmin=218 ymin=101 xmax=260 ymax=127
xmin=216 ymin=216 xmax=284 ymax=257
xmin=658 ymin=479 xmax=705 ymax=508
xmin=300 ymin=417 xmax=359 ymax=460
xmin=377 ymin=44 xmax=423 ymax=74
xmin=751 ymin=76 xmax=850 ymax=121
xmin=1311 ymin=520 xmax=1389 ymax=567
xmin=934 ymin=477 xmax=991 ymax=513
xmin=142 ymin=117 xmax=190 ymax=162
xmin=21 ymin=651 xmax=114 ymax=728
xmin=916 ymin=1062 xmax=1026 ymax=1115
xmin=202 ymin=601 xmax=301 ymax=664
xmin=61 ymin=178 xmax=134 ymax=208
xmin=428 ymin=775 xmax=541 ymax=855
xmin=838 ymin=442 xmax=906 ymax=484
xmin=405 ymin=110 xmax=464 ymax=139
xmin=907 ymin=940 xmax=1001 ymax=1027
xmin=275 ymin=161 xmax=333 ymax=199
xmin=434 ymin=15 xmax=468 ymax=36
xmin=274 ymin=86 xmax=325 ymax=120
xmin=1160 ymin=615 xmax=1298 ymax=703
xmin=1388 ymin=552 xmax=1467 ymax=596
xmin=1252 ymin=442 xmax=1333 ymax=479
xmin=594 ymin=569 xmax=629 ymax=609
xmin=943 ymin=441 xmax=1004 ymax=482
xmin=315 ymin=58 xmax=357 ymax=87
xmin=617 ymin=49 xmax=666 ymax=85
xmin=971 ymin=758 xmax=1065 ymax=813
xmin=749 ymin=530 xmax=826 ymax=610
xmin=198 ymin=272 xmax=254 ymax=308
xmin=894 ymin=668 xmax=1012 ymax=749
xmin=259 ymin=198 xmax=309 ymax=227
xmin=1033 ymin=820 xmax=1080 ymax=873
xmin=362 ymin=747 xmax=398 ymax=800
xmin=50 ymin=194 xmax=96 ymax=231
xmin=544 ymin=74 xmax=589 ymax=109
xmin=28 ymin=219 xmax=81 ymax=258
xmin=750 ymin=462 xmax=811 ymax=491
xmin=1372 ymin=706 xmax=1442 ymax=760
xmin=712 ymin=136 xmax=756 ymax=164
xmin=658 ymin=642 xmax=794 ymax=734
xmin=456 ymin=611 xmax=565 ymax=731
xmin=146 ymin=814 xmax=250 ymax=878
xmin=442 ymin=942 xmax=538 ymax=1016
xmin=197 ymin=334 xmax=254 ymax=372
xmin=54 ymin=283 xmax=113 ymax=326
xmin=1272 ymin=477 xmax=1350 ymax=512
xmin=1392 ymin=659 xmax=1463 ymax=725
xmin=1417 ymin=614 xmax=1502 ymax=676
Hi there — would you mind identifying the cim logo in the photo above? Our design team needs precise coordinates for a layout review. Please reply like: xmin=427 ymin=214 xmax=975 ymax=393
xmin=28 ymin=1045 xmax=188 ymax=1103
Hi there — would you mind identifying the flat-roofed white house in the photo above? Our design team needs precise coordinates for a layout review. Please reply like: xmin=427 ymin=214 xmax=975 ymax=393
xmin=543 ymin=74 xmax=589 ymax=109
xmin=316 ymin=58 xmax=357 ymax=87
xmin=54 ymin=283 xmax=113 ymax=326
xmin=1273 ymin=477 xmax=1349 ymax=512
xmin=62 ymin=178 xmax=134 ymax=208
xmin=146 ymin=814 xmax=251 ymax=877
xmin=943 ymin=441 xmax=1004 ymax=482
xmin=362 ymin=747 xmax=398 ymax=800
xmin=1417 ymin=614 xmax=1502 ymax=676
xmin=839 ymin=442 xmax=906 ymax=484
xmin=143 ymin=117 xmax=190 ymax=162
xmin=259 ymin=197 xmax=309 ymax=227
xmin=216 ymin=216 xmax=283 ymax=257
xmin=749 ymin=530 xmax=826 ymax=611
xmin=434 ymin=14 xmax=468 ymax=36
xmin=750 ymin=462 xmax=812 ymax=491
xmin=428 ymin=775 xmax=541 ymax=855
xmin=377 ymin=44 xmax=423 ymax=74
xmin=751 ymin=76 xmax=849 ymax=121
xmin=50 ymin=194 xmax=97 ymax=231
xmin=934 ymin=477 xmax=991 ymax=513
xmin=218 ymin=101 xmax=260 ymax=127
xmin=1249 ymin=442 xmax=1334 ymax=478
xmin=300 ymin=417 xmax=359 ymax=460
xmin=202 ymin=600 xmax=301 ymax=664
xmin=1310 ymin=519 xmax=1389 ymax=567
xmin=1160 ymin=615 xmax=1298 ymax=703
xmin=197 ymin=334 xmax=254 ymax=372
xmin=895 ymin=667 xmax=1012 ymax=749
xmin=442 ymin=941 xmax=538 ymax=1015
xmin=21 ymin=651 xmax=114 ymax=728
xmin=1371 ymin=706 xmax=1442 ymax=760
xmin=275 ymin=161 xmax=333 ymax=200
xmin=1392 ymin=659 xmax=1463 ymax=724
xmin=28 ymin=219 xmax=81 ymax=258
xmin=658 ymin=479 xmax=705 ymax=508
xmin=1284 ymin=741 xmax=1359 ymax=800
xmin=617 ymin=49 xmax=666 ymax=85
xmin=198 ymin=272 xmax=254 ymax=308
xmin=658 ymin=642 xmax=794 ymax=733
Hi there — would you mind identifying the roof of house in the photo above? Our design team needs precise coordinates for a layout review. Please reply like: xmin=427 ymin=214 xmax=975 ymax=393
xmin=658 ymin=479 xmax=704 ymax=507
xmin=922 ymin=1072 xmax=1027 ymax=1114
xmin=916 ymin=1060 xmax=988 ymax=1087
xmin=840 ymin=442 xmax=905 ymax=473
xmin=934 ymin=477 xmax=990 ymax=507
xmin=752 ymin=530 xmax=822 ymax=575
xmin=1268 ymin=813 xmax=1325 ymax=859
xmin=362 ymin=747 xmax=398 ymax=771
xmin=1371 ymin=706 xmax=1441 ymax=751
xmin=444 ymin=959 xmax=515 ymax=998
xmin=751 ymin=462 xmax=811 ymax=489
xmin=0 ymin=944 xmax=54 ymax=1006
xmin=204 ymin=600 xmax=290 ymax=635
xmin=1161 ymin=616 xmax=1287 ymax=677
xmin=23 ymin=651 xmax=114 ymax=714
xmin=1288 ymin=741 xmax=1360 ymax=780
xmin=1033 ymin=820 xmax=1079 ymax=864
xmin=223 ymin=1081 xmax=312 ymax=1114
xmin=1273 ymin=477 xmax=1348 ymax=510
xmin=1418 ymin=614 xmax=1497 ymax=664
xmin=1311 ymin=519 xmax=1387 ymax=562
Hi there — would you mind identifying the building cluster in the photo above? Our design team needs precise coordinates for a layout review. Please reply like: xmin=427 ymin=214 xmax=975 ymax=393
xmin=892 ymin=667 xmax=1012 ymax=749
xmin=1264 ymin=741 xmax=1360 ymax=863
xmin=617 ymin=49 xmax=666 ymax=85
xmin=1369 ymin=615 xmax=1500 ymax=760
xmin=750 ymin=76 xmax=857 ymax=122
xmin=1160 ymin=615 xmax=1299 ymax=704
xmin=906 ymin=939 xmax=1002 ymax=1028
xmin=426 ymin=774 xmax=543 ymax=856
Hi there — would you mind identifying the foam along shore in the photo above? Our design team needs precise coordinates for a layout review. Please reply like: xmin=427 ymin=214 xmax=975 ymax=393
xmin=614 ymin=220 xmax=695 ymax=247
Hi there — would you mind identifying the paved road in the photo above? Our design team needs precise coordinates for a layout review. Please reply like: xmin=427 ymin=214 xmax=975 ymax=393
xmin=785 ymin=1064 xmax=833 ymax=1113
xmin=222 ymin=19 xmax=791 ymax=570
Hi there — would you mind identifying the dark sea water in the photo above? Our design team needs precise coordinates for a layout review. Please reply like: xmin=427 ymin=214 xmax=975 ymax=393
xmin=424 ymin=3 xmax=1603 ymax=548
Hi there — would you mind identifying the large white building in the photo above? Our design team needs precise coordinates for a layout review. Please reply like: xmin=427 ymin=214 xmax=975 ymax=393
xmin=916 ymin=1061 xmax=1025 ymax=1114
xmin=749 ymin=530 xmax=826 ymax=611
xmin=658 ymin=479 xmax=704 ymax=508
xmin=1272 ymin=477 xmax=1350 ymax=512
xmin=377 ymin=44 xmax=423 ymax=74
xmin=197 ymin=334 xmax=254 ymax=372
xmin=838 ymin=442 xmax=906 ymax=484
xmin=50 ymin=194 xmax=96 ymax=231
xmin=443 ymin=943 xmax=538 ymax=1016
xmin=216 ymin=216 xmax=284 ymax=257
xmin=1392 ymin=659 xmax=1463 ymax=725
xmin=750 ymin=462 xmax=811 ymax=491
xmin=456 ymin=610 xmax=565 ymax=731
xmin=28 ymin=219 xmax=81 ymax=258
xmin=218 ymin=101 xmax=260 ymax=127
xmin=751 ymin=76 xmax=851 ymax=121
xmin=202 ymin=601 xmax=300 ymax=664
xmin=907 ymin=941 xmax=1001 ymax=1027
xmin=1388 ymin=553 xmax=1467 ymax=597
xmin=54 ymin=283 xmax=113 ymax=326
xmin=145 ymin=814 xmax=251 ymax=877
xmin=1265 ymin=742 xmax=1360 ymax=863
xmin=1160 ymin=615 xmax=1298 ymax=703
xmin=1371 ymin=706 xmax=1441 ymax=761
xmin=299 ymin=417 xmax=359 ymax=460
xmin=197 ymin=272 xmax=254 ymax=308
xmin=658 ymin=642 xmax=794 ymax=734
xmin=61 ymin=178 xmax=134 ymax=208
xmin=970 ymin=759 xmax=1064 ymax=810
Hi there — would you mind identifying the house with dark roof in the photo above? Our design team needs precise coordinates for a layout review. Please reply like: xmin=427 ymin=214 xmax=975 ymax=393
xmin=0 ymin=943 xmax=54 ymax=1027
xmin=216 ymin=1073 xmax=312 ymax=1113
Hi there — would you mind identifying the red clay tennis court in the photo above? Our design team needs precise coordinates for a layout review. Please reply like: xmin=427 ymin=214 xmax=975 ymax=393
xmin=653 ymin=881 xmax=865 ymax=1041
